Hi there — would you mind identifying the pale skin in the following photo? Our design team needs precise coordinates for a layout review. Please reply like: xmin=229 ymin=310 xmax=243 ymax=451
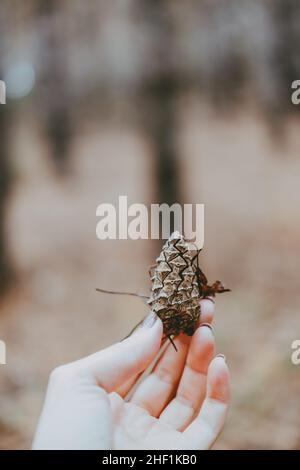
xmin=33 ymin=299 xmax=230 ymax=450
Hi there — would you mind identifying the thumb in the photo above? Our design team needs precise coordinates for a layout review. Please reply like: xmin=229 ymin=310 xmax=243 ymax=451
xmin=84 ymin=312 xmax=163 ymax=392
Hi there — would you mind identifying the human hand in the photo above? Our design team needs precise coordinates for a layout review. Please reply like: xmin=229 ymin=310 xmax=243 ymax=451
xmin=33 ymin=299 xmax=230 ymax=450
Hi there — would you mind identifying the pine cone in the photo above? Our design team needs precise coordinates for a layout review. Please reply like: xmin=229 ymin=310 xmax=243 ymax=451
xmin=147 ymin=232 xmax=230 ymax=338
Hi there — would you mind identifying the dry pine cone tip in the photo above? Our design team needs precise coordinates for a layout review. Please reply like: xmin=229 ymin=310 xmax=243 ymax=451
xmin=148 ymin=231 xmax=230 ymax=338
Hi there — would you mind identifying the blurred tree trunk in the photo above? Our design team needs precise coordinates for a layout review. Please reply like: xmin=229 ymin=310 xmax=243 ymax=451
xmin=36 ymin=0 xmax=72 ymax=175
xmin=139 ymin=0 xmax=181 ymax=236
xmin=146 ymin=76 xmax=180 ymax=210
xmin=0 ymin=69 xmax=13 ymax=294
xmin=273 ymin=0 xmax=300 ymax=109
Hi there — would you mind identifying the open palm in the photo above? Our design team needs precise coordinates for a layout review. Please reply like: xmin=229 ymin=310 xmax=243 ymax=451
xmin=33 ymin=299 xmax=230 ymax=450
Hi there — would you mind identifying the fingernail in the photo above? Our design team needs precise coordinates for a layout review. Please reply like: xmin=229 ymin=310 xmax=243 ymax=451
xmin=141 ymin=311 xmax=159 ymax=328
xmin=216 ymin=354 xmax=226 ymax=363
xmin=200 ymin=323 xmax=214 ymax=333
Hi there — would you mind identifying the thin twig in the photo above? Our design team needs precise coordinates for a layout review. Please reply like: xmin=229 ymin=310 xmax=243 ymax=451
xmin=96 ymin=288 xmax=149 ymax=300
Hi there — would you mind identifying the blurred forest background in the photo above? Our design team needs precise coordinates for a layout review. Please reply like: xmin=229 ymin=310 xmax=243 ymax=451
xmin=0 ymin=0 xmax=300 ymax=450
